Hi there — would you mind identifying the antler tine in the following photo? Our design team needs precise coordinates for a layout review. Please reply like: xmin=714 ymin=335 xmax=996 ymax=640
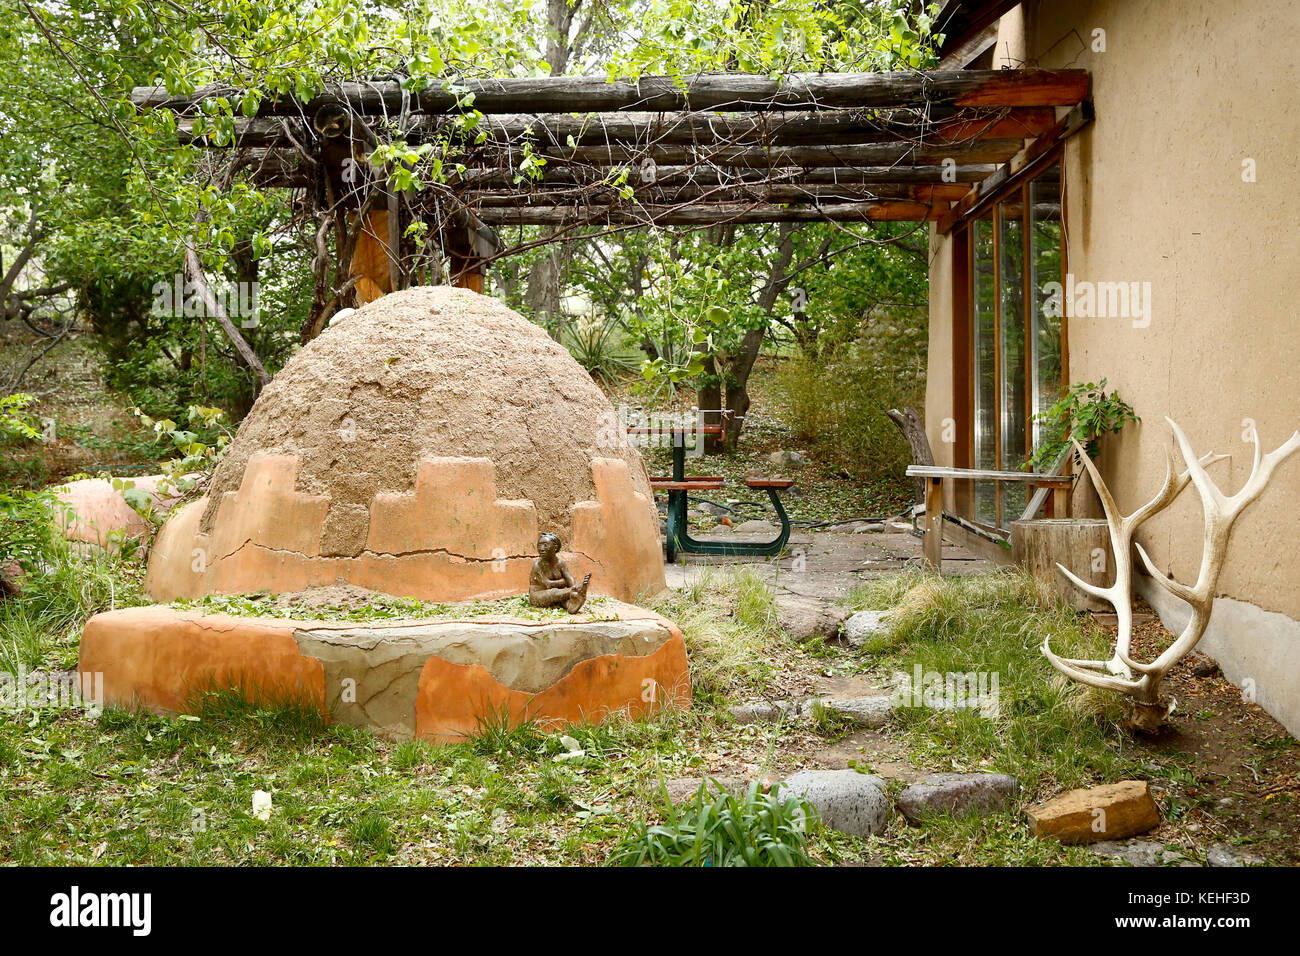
xmin=1072 ymin=438 xmax=1122 ymax=534
xmin=1133 ymin=541 xmax=1199 ymax=604
xmin=1226 ymin=429 xmax=1300 ymax=516
xmin=1166 ymin=417 xmax=1227 ymax=513
xmin=1056 ymin=562 xmax=1113 ymax=602
xmin=1042 ymin=636 xmax=1144 ymax=693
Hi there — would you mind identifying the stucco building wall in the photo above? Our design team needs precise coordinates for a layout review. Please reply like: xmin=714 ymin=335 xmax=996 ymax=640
xmin=925 ymin=0 xmax=1300 ymax=729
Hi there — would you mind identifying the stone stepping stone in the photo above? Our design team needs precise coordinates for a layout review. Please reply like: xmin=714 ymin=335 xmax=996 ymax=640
xmin=841 ymin=610 xmax=891 ymax=648
xmin=728 ymin=700 xmax=806 ymax=725
xmin=777 ymin=769 xmax=890 ymax=837
xmin=896 ymin=772 xmax=1021 ymax=824
xmin=1206 ymin=844 xmax=1266 ymax=867
xmin=1026 ymin=780 xmax=1161 ymax=844
xmin=816 ymin=696 xmax=895 ymax=728
xmin=1090 ymin=840 xmax=1199 ymax=867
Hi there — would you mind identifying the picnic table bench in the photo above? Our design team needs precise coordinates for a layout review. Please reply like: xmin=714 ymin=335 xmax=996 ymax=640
xmin=628 ymin=423 xmax=794 ymax=561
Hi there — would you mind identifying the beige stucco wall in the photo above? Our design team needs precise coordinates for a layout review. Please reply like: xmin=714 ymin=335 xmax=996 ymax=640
xmin=927 ymin=0 xmax=1300 ymax=623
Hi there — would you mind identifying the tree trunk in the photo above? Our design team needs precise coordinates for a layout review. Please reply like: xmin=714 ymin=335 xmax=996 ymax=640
xmin=887 ymin=406 xmax=933 ymax=506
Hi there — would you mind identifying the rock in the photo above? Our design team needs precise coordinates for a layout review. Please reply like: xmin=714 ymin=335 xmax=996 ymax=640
xmin=0 ymin=559 xmax=24 ymax=599
xmin=815 ymin=696 xmax=894 ymax=728
xmin=852 ymin=523 xmax=886 ymax=534
xmin=767 ymin=450 xmax=807 ymax=468
xmin=841 ymin=610 xmax=891 ymax=649
xmin=697 ymin=501 xmax=730 ymax=517
xmin=728 ymin=700 xmax=803 ymax=725
xmin=778 ymin=769 xmax=890 ymax=837
xmin=1026 ymin=780 xmax=1161 ymax=844
xmin=1090 ymin=840 xmax=1195 ymax=867
xmin=896 ymin=773 xmax=1021 ymax=824
xmin=662 ymin=776 xmax=748 ymax=805
xmin=775 ymin=593 xmax=849 ymax=642
xmin=731 ymin=519 xmax=780 ymax=534
xmin=1206 ymin=844 xmax=1265 ymax=867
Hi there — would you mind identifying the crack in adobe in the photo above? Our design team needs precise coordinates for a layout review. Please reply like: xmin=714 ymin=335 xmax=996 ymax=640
xmin=217 ymin=537 xmax=603 ymax=566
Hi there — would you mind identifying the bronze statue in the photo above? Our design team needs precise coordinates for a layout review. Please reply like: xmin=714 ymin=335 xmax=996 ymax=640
xmin=528 ymin=532 xmax=590 ymax=613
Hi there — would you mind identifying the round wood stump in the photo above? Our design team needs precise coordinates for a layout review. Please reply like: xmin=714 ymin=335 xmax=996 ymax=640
xmin=1011 ymin=518 xmax=1113 ymax=612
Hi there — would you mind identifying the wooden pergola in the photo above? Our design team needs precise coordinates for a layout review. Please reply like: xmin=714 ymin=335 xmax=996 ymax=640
xmin=132 ymin=67 xmax=1090 ymax=341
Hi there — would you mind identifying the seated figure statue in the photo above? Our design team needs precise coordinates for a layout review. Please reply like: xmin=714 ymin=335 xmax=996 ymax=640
xmin=528 ymin=532 xmax=591 ymax=614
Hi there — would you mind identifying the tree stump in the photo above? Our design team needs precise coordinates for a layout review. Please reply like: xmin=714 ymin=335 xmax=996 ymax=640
xmin=1011 ymin=518 xmax=1112 ymax=612
xmin=887 ymin=406 xmax=933 ymax=509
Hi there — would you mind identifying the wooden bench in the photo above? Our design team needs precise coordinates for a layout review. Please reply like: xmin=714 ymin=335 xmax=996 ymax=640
xmin=905 ymin=465 xmax=1074 ymax=572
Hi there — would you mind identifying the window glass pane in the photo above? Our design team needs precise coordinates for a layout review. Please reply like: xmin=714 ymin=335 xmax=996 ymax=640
xmin=998 ymin=197 xmax=1026 ymax=524
xmin=1030 ymin=164 xmax=1063 ymax=452
xmin=971 ymin=210 xmax=997 ymax=526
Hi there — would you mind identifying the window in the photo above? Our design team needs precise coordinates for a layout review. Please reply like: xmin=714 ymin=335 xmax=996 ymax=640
xmin=960 ymin=161 xmax=1066 ymax=531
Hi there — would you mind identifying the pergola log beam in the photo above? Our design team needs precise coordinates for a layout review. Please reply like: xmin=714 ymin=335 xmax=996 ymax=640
xmin=451 ymin=163 xmax=998 ymax=189
xmin=529 ymin=138 xmax=1025 ymax=168
xmin=474 ymin=200 xmax=944 ymax=226
xmin=133 ymin=69 xmax=1089 ymax=116
xmin=465 ymin=183 xmax=971 ymax=206
xmin=179 ymin=106 xmax=1057 ymax=150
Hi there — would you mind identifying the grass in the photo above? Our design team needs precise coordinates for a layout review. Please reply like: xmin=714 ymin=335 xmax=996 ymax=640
xmin=609 ymin=780 xmax=818 ymax=867
xmin=646 ymin=567 xmax=784 ymax=703
xmin=0 ymin=549 xmax=1262 ymax=867
xmin=0 ymin=536 xmax=142 ymax=675
xmin=847 ymin=567 xmax=1192 ymax=793
xmin=170 ymin=592 xmax=621 ymax=623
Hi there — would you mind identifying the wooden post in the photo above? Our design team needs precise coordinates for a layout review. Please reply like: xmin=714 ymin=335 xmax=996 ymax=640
xmin=924 ymin=476 xmax=944 ymax=572
xmin=1010 ymin=518 xmax=1111 ymax=611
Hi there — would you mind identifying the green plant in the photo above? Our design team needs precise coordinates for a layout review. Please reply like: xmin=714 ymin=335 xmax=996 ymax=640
xmin=774 ymin=341 xmax=925 ymax=482
xmin=1028 ymin=379 xmax=1139 ymax=472
xmin=560 ymin=314 xmax=642 ymax=387
xmin=0 ymin=394 xmax=40 ymax=442
xmin=609 ymin=781 xmax=818 ymax=867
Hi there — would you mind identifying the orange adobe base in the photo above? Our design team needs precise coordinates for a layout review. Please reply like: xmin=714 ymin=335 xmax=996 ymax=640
xmin=78 ymin=605 xmax=690 ymax=742
xmin=415 ymin=634 xmax=691 ymax=741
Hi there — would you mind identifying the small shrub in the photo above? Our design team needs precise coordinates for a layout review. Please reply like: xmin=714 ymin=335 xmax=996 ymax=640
xmin=774 ymin=344 xmax=924 ymax=482
xmin=609 ymin=781 xmax=817 ymax=867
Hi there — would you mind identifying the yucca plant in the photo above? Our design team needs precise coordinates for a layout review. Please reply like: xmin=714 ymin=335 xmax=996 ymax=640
xmin=560 ymin=314 xmax=642 ymax=387
xmin=608 ymin=781 xmax=818 ymax=867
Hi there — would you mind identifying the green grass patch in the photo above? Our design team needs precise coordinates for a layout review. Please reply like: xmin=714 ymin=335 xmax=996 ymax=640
xmin=170 ymin=592 xmax=621 ymax=623
xmin=646 ymin=567 xmax=783 ymax=703
xmin=848 ymin=568 xmax=1191 ymax=794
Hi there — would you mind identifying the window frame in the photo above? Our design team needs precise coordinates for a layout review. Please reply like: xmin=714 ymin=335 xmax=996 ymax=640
xmin=952 ymin=149 xmax=1069 ymax=532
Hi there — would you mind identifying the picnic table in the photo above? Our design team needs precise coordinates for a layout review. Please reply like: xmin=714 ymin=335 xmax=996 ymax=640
xmin=627 ymin=423 xmax=793 ymax=561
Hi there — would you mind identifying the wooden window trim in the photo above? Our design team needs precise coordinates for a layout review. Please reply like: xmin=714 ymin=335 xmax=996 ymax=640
xmin=951 ymin=147 xmax=1068 ymax=530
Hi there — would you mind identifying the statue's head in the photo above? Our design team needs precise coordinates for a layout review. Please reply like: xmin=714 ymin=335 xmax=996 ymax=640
xmin=537 ymin=532 xmax=561 ymax=557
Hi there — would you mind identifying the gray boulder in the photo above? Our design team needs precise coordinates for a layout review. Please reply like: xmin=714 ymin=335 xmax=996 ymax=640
xmin=778 ymin=769 xmax=890 ymax=837
xmin=896 ymin=772 xmax=1021 ymax=824
xmin=776 ymin=593 xmax=850 ymax=643
xmin=841 ymin=610 xmax=892 ymax=648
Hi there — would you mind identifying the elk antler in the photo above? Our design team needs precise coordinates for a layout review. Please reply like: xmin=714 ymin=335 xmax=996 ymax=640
xmin=1043 ymin=418 xmax=1300 ymax=731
